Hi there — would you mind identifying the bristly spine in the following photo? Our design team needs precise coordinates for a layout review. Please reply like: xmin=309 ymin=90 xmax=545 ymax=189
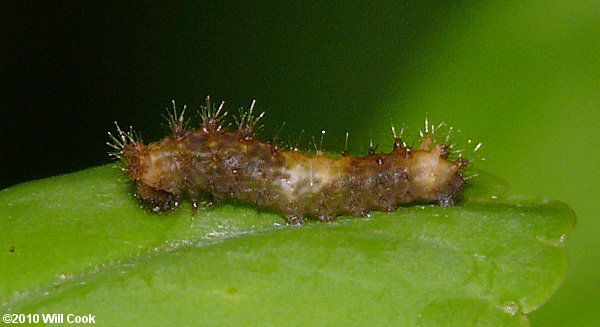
xmin=108 ymin=97 xmax=472 ymax=224
xmin=107 ymin=122 xmax=142 ymax=166
xmin=163 ymin=100 xmax=190 ymax=137
xmin=234 ymin=99 xmax=265 ymax=139
xmin=199 ymin=96 xmax=227 ymax=132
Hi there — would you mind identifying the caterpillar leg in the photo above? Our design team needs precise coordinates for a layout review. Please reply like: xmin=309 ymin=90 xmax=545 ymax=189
xmin=435 ymin=173 xmax=466 ymax=207
xmin=317 ymin=215 xmax=336 ymax=222
xmin=438 ymin=196 xmax=455 ymax=207
xmin=134 ymin=182 xmax=181 ymax=213
xmin=285 ymin=214 xmax=304 ymax=225
xmin=351 ymin=208 xmax=371 ymax=218
xmin=188 ymin=190 xmax=223 ymax=213
xmin=201 ymin=194 xmax=224 ymax=208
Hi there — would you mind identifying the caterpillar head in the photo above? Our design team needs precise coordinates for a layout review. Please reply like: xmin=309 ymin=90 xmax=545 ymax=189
xmin=108 ymin=123 xmax=182 ymax=211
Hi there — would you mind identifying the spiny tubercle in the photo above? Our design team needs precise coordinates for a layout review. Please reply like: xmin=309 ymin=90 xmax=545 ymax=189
xmin=109 ymin=98 xmax=468 ymax=224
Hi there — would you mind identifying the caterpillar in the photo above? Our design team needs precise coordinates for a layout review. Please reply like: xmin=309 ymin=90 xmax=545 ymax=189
xmin=108 ymin=97 xmax=469 ymax=224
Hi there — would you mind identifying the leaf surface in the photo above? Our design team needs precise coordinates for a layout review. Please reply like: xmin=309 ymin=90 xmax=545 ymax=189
xmin=0 ymin=165 xmax=575 ymax=326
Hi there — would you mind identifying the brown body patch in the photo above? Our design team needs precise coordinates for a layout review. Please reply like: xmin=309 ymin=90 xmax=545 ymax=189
xmin=109 ymin=98 xmax=468 ymax=224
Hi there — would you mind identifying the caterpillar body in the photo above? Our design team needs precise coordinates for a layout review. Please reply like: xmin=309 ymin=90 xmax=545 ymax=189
xmin=108 ymin=97 xmax=469 ymax=224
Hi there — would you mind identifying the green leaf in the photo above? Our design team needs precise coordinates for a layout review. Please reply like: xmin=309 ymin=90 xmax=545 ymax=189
xmin=0 ymin=165 xmax=574 ymax=326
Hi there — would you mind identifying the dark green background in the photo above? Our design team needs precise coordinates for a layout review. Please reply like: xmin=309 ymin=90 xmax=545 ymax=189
xmin=3 ymin=1 xmax=598 ymax=326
